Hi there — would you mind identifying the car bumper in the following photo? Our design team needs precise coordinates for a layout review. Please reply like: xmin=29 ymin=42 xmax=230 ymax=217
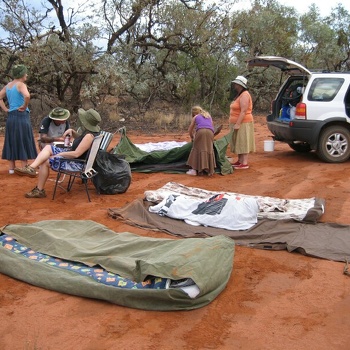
xmin=267 ymin=119 xmax=320 ymax=147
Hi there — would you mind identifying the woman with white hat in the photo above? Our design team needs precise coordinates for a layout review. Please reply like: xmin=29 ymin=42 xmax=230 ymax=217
xmin=229 ymin=75 xmax=255 ymax=169
xmin=14 ymin=108 xmax=102 ymax=198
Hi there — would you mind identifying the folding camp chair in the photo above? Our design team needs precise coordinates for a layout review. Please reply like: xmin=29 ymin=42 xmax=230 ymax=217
xmin=52 ymin=134 xmax=104 ymax=201
xmin=100 ymin=130 xmax=114 ymax=151
xmin=99 ymin=127 xmax=129 ymax=152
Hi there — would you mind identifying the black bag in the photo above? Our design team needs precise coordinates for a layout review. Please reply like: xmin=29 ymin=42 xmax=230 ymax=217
xmin=92 ymin=151 xmax=131 ymax=195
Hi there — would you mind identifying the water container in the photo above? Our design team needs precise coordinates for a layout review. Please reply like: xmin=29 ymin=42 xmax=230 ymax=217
xmin=264 ymin=140 xmax=275 ymax=152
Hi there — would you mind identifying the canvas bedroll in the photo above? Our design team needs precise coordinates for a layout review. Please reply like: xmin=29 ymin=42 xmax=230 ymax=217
xmin=111 ymin=127 xmax=233 ymax=175
xmin=0 ymin=220 xmax=235 ymax=310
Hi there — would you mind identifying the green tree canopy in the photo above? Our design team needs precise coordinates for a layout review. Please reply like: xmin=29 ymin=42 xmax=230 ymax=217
xmin=0 ymin=0 xmax=349 ymax=122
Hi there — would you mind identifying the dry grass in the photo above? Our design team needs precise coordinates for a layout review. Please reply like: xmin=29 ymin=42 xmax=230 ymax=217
xmin=144 ymin=110 xmax=191 ymax=131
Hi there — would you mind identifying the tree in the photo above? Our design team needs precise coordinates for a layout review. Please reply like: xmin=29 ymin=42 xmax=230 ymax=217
xmin=1 ymin=0 xmax=348 ymax=122
xmin=0 ymin=0 xmax=102 ymax=112
xmin=230 ymin=0 xmax=299 ymax=110
xmin=297 ymin=4 xmax=350 ymax=71
xmin=100 ymin=0 xmax=236 ymax=113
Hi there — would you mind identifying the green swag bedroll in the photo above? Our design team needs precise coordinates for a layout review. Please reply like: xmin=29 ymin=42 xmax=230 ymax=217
xmin=111 ymin=127 xmax=233 ymax=175
xmin=0 ymin=220 xmax=235 ymax=311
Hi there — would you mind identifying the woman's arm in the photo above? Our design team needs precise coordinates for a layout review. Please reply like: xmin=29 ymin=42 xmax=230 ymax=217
xmin=0 ymin=99 xmax=8 ymax=113
xmin=63 ymin=128 xmax=80 ymax=139
xmin=57 ymin=133 xmax=94 ymax=159
xmin=0 ymin=87 xmax=8 ymax=112
xmin=188 ymin=116 xmax=196 ymax=140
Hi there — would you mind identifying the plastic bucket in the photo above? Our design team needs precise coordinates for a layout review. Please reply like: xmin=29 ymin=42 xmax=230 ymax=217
xmin=264 ymin=140 xmax=275 ymax=152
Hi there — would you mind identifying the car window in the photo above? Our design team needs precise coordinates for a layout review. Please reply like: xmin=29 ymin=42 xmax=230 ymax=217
xmin=308 ymin=78 xmax=344 ymax=102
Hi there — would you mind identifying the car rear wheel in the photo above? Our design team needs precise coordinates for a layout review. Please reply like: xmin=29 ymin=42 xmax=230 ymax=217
xmin=288 ymin=142 xmax=311 ymax=153
xmin=317 ymin=125 xmax=350 ymax=163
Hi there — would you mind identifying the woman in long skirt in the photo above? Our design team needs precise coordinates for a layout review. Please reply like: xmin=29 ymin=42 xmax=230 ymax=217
xmin=0 ymin=64 xmax=38 ymax=174
xmin=186 ymin=105 xmax=216 ymax=176
xmin=229 ymin=75 xmax=255 ymax=169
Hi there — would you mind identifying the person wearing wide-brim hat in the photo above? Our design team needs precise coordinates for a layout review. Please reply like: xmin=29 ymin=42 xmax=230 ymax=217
xmin=38 ymin=107 xmax=71 ymax=150
xmin=0 ymin=64 xmax=38 ymax=174
xmin=14 ymin=108 xmax=102 ymax=198
xmin=229 ymin=75 xmax=256 ymax=170
xmin=77 ymin=108 xmax=101 ymax=133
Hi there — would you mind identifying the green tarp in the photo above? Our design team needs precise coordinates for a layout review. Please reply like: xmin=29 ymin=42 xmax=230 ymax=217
xmin=0 ymin=220 xmax=235 ymax=310
xmin=111 ymin=127 xmax=233 ymax=175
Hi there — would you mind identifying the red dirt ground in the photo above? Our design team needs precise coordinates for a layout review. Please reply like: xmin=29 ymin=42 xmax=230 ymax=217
xmin=1 ymin=116 xmax=350 ymax=350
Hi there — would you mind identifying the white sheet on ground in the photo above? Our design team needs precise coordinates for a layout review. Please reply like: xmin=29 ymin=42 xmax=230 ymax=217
xmin=149 ymin=193 xmax=259 ymax=230
xmin=134 ymin=141 xmax=187 ymax=152
xmin=145 ymin=182 xmax=323 ymax=222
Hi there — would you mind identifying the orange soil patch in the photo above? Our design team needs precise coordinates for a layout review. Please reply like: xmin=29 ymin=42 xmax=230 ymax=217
xmin=1 ymin=116 xmax=350 ymax=349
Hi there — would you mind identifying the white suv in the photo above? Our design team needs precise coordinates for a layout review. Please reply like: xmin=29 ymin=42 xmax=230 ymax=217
xmin=247 ymin=56 xmax=350 ymax=163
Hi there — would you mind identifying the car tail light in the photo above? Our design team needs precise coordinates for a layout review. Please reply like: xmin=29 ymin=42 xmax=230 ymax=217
xmin=295 ymin=102 xmax=306 ymax=119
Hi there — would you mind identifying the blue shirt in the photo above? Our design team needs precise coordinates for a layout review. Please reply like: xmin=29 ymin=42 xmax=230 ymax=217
xmin=6 ymin=84 xmax=29 ymax=112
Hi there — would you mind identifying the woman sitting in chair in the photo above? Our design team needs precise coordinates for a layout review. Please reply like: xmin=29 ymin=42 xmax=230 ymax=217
xmin=14 ymin=108 xmax=101 ymax=198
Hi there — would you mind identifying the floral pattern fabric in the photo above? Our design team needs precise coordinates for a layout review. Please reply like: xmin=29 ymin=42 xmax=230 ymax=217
xmin=0 ymin=234 xmax=167 ymax=289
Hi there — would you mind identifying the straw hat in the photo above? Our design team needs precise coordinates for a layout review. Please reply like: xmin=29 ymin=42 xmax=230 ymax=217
xmin=78 ymin=108 xmax=101 ymax=132
xmin=49 ymin=107 xmax=70 ymax=121
xmin=232 ymin=75 xmax=248 ymax=89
